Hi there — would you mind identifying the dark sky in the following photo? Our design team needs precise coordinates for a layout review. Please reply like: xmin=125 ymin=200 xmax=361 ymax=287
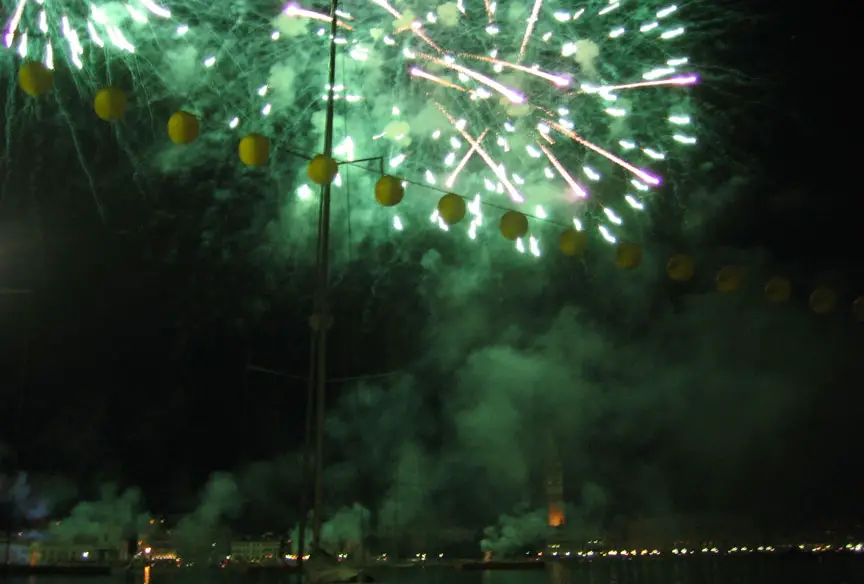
xmin=0 ymin=0 xmax=861 ymax=524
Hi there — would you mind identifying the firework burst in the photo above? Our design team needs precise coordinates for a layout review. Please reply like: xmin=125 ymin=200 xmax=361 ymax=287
xmin=2 ymin=0 xmax=177 ymax=70
xmin=168 ymin=0 xmax=703 ymax=257
xmin=0 ymin=1 xmax=212 ymax=221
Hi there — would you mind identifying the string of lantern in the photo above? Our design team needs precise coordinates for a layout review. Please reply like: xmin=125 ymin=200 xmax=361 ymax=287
xmin=18 ymin=63 xmax=863 ymax=322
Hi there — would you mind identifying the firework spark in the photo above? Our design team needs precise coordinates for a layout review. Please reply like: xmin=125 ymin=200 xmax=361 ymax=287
xmin=185 ymin=0 xmax=703 ymax=256
xmin=2 ymin=0 xmax=178 ymax=69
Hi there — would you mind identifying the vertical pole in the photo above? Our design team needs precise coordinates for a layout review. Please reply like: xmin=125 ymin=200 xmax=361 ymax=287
xmin=310 ymin=0 xmax=340 ymax=551
xmin=294 ymin=334 xmax=317 ymax=569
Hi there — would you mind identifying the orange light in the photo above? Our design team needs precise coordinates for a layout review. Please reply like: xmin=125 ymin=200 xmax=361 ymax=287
xmin=548 ymin=505 xmax=565 ymax=527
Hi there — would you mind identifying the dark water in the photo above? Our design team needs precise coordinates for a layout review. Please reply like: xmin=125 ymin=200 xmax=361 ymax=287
xmin=3 ymin=556 xmax=862 ymax=584
xmin=349 ymin=555 xmax=860 ymax=584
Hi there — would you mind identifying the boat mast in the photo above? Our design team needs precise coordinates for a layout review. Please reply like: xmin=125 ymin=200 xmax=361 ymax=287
xmin=309 ymin=0 xmax=341 ymax=552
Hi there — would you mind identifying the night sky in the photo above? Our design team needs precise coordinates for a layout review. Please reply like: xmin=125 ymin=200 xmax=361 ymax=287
xmin=0 ymin=0 xmax=861 ymax=531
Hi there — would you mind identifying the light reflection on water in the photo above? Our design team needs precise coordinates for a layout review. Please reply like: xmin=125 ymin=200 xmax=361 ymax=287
xmin=4 ymin=556 xmax=863 ymax=584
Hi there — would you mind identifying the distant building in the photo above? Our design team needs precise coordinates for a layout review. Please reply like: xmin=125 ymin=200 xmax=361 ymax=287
xmin=2 ymin=541 xmax=31 ymax=565
xmin=546 ymin=435 xmax=565 ymax=529
xmin=33 ymin=540 xmax=128 ymax=564
xmin=2 ymin=533 xmax=129 ymax=566
xmin=142 ymin=547 xmax=179 ymax=563
xmin=546 ymin=435 xmax=568 ymax=554
xmin=229 ymin=539 xmax=283 ymax=563
xmin=130 ymin=516 xmax=182 ymax=563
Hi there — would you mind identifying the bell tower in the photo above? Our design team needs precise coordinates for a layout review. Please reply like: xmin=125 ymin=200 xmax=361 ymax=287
xmin=546 ymin=434 xmax=565 ymax=528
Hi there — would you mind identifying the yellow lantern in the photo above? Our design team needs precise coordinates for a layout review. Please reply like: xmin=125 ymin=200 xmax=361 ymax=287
xmin=18 ymin=60 xmax=53 ymax=96
xmin=437 ymin=193 xmax=466 ymax=225
xmin=499 ymin=211 xmax=528 ymax=241
xmin=167 ymin=111 xmax=200 ymax=145
xmin=93 ymin=87 xmax=127 ymax=121
xmin=239 ymin=133 xmax=270 ymax=166
xmin=615 ymin=242 xmax=642 ymax=270
xmin=307 ymin=154 xmax=338 ymax=185
xmin=666 ymin=254 xmax=694 ymax=281
xmin=716 ymin=265 xmax=743 ymax=293
xmin=375 ymin=175 xmax=404 ymax=207
xmin=764 ymin=277 xmax=791 ymax=303
xmin=809 ymin=287 xmax=837 ymax=315
xmin=852 ymin=296 xmax=864 ymax=321
xmin=558 ymin=229 xmax=587 ymax=257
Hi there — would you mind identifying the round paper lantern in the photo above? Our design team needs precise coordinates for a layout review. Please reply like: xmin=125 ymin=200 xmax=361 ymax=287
xmin=93 ymin=87 xmax=127 ymax=121
xmin=764 ymin=277 xmax=791 ymax=303
xmin=716 ymin=265 xmax=743 ymax=293
xmin=499 ymin=211 xmax=528 ymax=241
xmin=167 ymin=111 xmax=200 ymax=145
xmin=666 ymin=254 xmax=694 ymax=281
xmin=239 ymin=134 xmax=270 ymax=166
xmin=437 ymin=193 xmax=466 ymax=225
xmin=558 ymin=229 xmax=587 ymax=257
xmin=615 ymin=242 xmax=642 ymax=270
xmin=853 ymin=296 xmax=864 ymax=322
xmin=307 ymin=154 xmax=338 ymax=185
xmin=18 ymin=60 xmax=53 ymax=96
xmin=375 ymin=175 xmax=404 ymax=207
xmin=809 ymin=287 xmax=837 ymax=315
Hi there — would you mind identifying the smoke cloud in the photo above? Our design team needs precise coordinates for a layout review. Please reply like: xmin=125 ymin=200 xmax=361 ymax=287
xmin=304 ymin=238 xmax=861 ymax=549
xmin=49 ymin=484 xmax=150 ymax=542
xmin=157 ymin=233 xmax=859 ymax=554
xmin=480 ymin=506 xmax=548 ymax=555
xmin=173 ymin=473 xmax=241 ymax=560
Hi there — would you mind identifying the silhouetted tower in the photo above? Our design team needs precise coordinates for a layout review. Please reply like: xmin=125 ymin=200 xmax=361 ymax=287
xmin=546 ymin=435 xmax=565 ymax=528
xmin=545 ymin=434 xmax=569 ymax=556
